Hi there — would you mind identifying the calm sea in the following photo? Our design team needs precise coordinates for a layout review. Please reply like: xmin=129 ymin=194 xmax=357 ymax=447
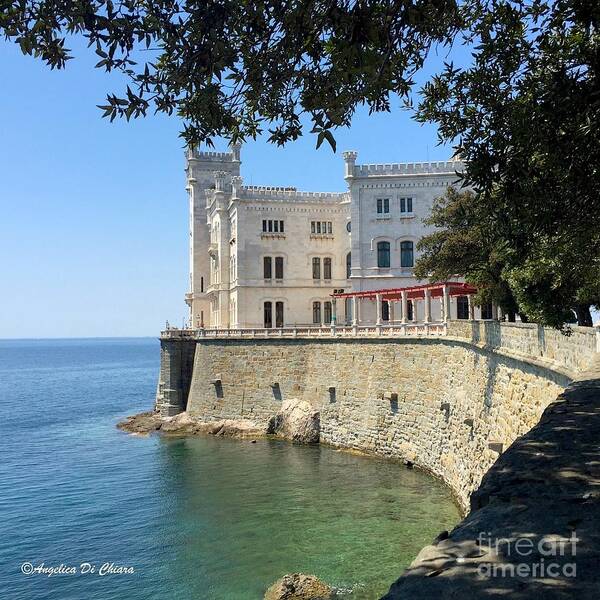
xmin=0 ymin=338 xmax=459 ymax=599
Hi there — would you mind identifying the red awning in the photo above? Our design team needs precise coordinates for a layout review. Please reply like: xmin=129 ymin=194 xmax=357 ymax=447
xmin=332 ymin=281 xmax=477 ymax=301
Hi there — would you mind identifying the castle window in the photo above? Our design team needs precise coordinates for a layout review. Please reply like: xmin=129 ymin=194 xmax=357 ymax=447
xmin=275 ymin=257 xmax=284 ymax=279
xmin=262 ymin=220 xmax=284 ymax=235
xmin=400 ymin=241 xmax=414 ymax=268
xmin=200 ymin=276 xmax=204 ymax=293
xmin=312 ymin=257 xmax=321 ymax=279
xmin=377 ymin=198 xmax=390 ymax=214
xmin=407 ymin=300 xmax=414 ymax=321
xmin=457 ymin=296 xmax=469 ymax=319
xmin=400 ymin=197 xmax=413 ymax=213
xmin=324 ymin=301 xmax=332 ymax=324
xmin=310 ymin=221 xmax=332 ymax=236
xmin=312 ymin=301 xmax=321 ymax=324
xmin=346 ymin=252 xmax=351 ymax=279
xmin=377 ymin=241 xmax=390 ymax=268
xmin=264 ymin=302 xmax=273 ymax=328
xmin=264 ymin=256 xmax=272 ymax=279
xmin=275 ymin=302 xmax=284 ymax=328
xmin=323 ymin=257 xmax=332 ymax=280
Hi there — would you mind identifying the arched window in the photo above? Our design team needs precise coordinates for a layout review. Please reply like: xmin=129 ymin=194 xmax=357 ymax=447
xmin=346 ymin=252 xmax=351 ymax=279
xmin=264 ymin=302 xmax=272 ymax=328
xmin=312 ymin=257 xmax=321 ymax=279
xmin=324 ymin=301 xmax=332 ymax=324
xmin=323 ymin=257 xmax=332 ymax=280
xmin=263 ymin=256 xmax=272 ymax=279
xmin=275 ymin=257 xmax=284 ymax=279
xmin=312 ymin=301 xmax=321 ymax=324
xmin=400 ymin=241 xmax=414 ymax=268
xmin=275 ymin=302 xmax=284 ymax=327
xmin=377 ymin=241 xmax=390 ymax=268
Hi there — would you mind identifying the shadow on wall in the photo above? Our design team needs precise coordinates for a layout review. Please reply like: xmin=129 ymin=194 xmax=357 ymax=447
xmin=382 ymin=369 xmax=600 ymax=599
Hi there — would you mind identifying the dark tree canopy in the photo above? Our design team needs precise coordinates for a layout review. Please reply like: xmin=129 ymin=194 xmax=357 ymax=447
xmin=415 ymin=0 xmax=600 ymax=327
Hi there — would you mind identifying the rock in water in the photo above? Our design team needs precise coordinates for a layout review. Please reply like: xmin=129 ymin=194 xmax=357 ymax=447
xmin=264 ymin=573 xmax=334 ymax=600
xmin=160 ymin=412 xmax=204 ymax=434
xmin=268 ymin=399 xmax=320 ymax=444
xmin=117 ymin=411 xmax=162 ymax=434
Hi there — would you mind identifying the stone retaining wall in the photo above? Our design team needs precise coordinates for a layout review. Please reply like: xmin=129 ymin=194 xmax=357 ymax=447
xmin=181 ymin=324 xmax=598 ymax=510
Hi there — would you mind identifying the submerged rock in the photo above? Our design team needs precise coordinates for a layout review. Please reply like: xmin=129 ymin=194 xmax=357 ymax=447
xmin=268 ymin=399 xmax=320 ymax=444
xmin=264 ymin=573 xmax=335 ymax=600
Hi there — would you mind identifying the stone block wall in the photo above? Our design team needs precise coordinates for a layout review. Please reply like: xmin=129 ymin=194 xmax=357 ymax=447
xmin=155 ymin=337 xmax=197 ymax=417
xmin=447 ymin=320 xmax=599 ymax=374
xmin=185 ymin=336 xmax=573 ymax=511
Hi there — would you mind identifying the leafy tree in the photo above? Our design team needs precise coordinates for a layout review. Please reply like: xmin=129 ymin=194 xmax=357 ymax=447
xmin=1 ymin=0 xmax=460 ymax=147
xmin=415 ymin=187 xmax=600 ymax=328
xmin=415 ymin=0 xmax=600 ymax=327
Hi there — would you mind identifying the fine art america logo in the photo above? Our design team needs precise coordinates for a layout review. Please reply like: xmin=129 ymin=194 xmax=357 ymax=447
xmin=476 ymin=531 xmax=578 ymax=579
xmin=20 ymin=562 xmax=134 ymax=577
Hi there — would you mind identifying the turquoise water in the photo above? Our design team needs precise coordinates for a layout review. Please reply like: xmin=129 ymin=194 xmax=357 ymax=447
xmin=0 ymin=338 xmax=459 ymax=599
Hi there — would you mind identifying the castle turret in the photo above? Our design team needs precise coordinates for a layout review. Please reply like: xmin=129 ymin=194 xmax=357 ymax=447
xmin=343 ymin=150 xmax=358 ymax=179
xmin=186 ymin=145 xmax=241 ymax=328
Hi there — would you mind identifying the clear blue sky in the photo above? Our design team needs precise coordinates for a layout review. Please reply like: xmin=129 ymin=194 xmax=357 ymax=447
xmin=0 ymin=37 xmax=465 ymax=338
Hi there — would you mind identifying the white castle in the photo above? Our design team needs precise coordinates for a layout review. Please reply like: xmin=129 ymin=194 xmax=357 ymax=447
xmin=184 ymin=144 xmax=487 ymax=329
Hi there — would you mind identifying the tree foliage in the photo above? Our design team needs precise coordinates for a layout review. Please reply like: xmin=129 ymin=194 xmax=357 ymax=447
xmin=1 ymin=0 xmax=460 ymax=147
xmin=414 ymin=0 xmax=600 ymax=327
xmin=415 ymin=187 xmax=600 ymax=327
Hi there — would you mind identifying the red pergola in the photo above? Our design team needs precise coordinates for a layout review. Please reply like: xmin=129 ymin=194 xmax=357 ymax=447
xmin=332 ymin=281 xmax=477 ymax=301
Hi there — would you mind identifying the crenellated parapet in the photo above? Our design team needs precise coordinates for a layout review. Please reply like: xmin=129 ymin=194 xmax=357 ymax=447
xmin=187 ymin=145 xmax=241 ymax=164
xmin=238 ymin=186 xmax=349 ymax=204
xmin=351 ymin=159 xmax=464 ymax=178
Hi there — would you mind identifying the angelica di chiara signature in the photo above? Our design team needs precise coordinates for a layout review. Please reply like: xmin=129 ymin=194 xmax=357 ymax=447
xmin=21 ymin=561 xmax=134 ymax=577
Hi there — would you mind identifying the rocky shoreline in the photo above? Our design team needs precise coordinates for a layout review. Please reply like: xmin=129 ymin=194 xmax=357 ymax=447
xmin=117 ymin=398 xmax=322 ymax=444
xmin=117 ymin=410 xmax=267 ymax=438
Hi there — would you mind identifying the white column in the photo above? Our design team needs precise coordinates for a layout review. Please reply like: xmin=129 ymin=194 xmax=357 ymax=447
xmin=357 ymin=297 xmax=362 ymax=325
xmin=376 ymin=294 xmax=383 ymax=326
xmin=443 ymin=285 xmax=450 ymax=322
xmin=401 ymin=291 xmax=407 ymax=324
xmin=468 ymin=295 xmax=475 ymax=320
xmin=424 ymin=290 xmax=431 ymax=324
xmin=390 ymin=300 xmax=395 ymax=323
xmin=352 ymin=296 xmax=357 ymax=326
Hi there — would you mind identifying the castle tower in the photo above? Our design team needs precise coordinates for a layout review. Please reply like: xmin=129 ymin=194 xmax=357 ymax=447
xmin=185 ymin=144 xmax=241 ymax=327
